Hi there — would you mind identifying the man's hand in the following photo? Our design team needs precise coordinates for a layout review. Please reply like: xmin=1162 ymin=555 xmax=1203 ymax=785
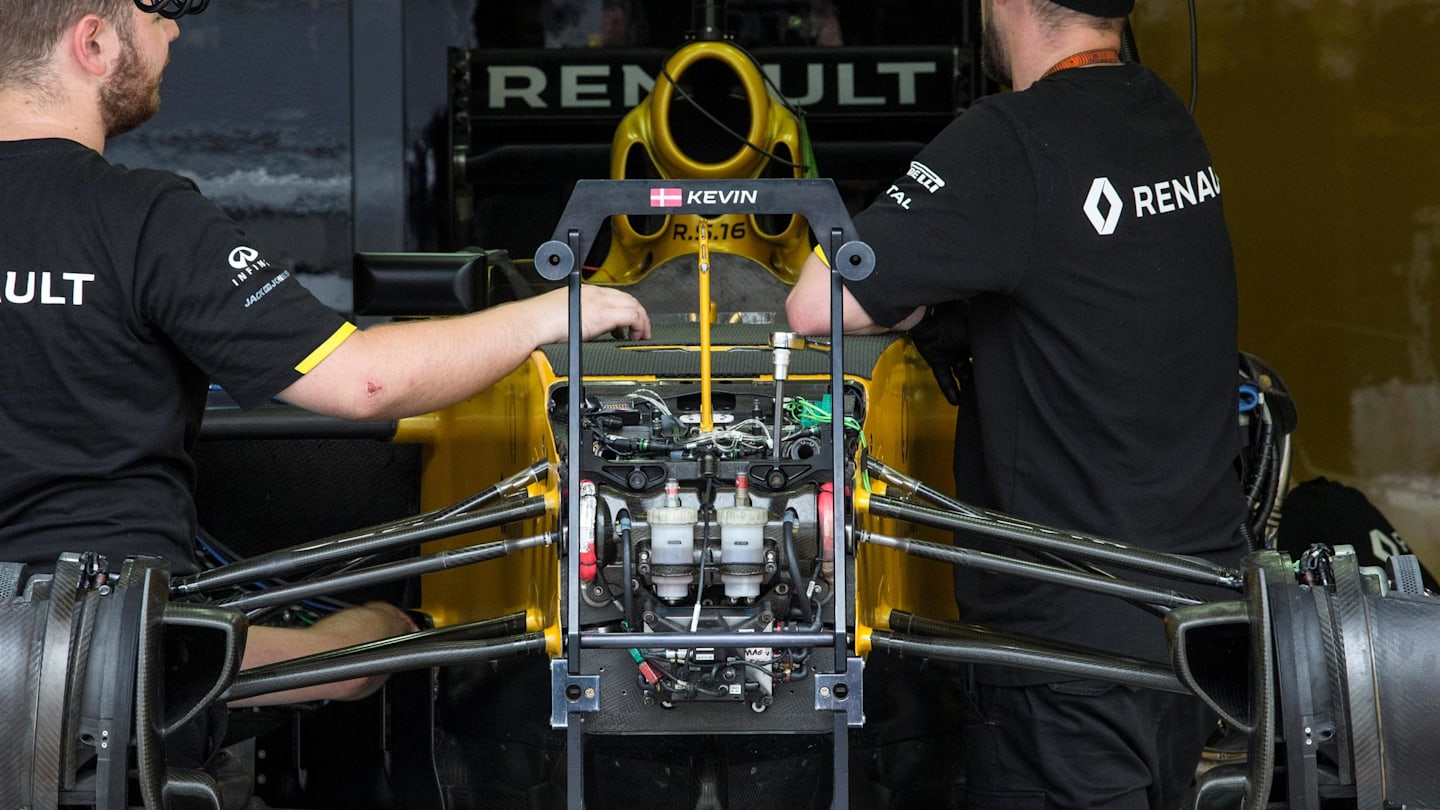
xmin=577 ymin=284 xmax=652 ymax=341
xmin=907 ymin=300 xmax=971 ymax=406
xmin=529 ymin=285 xmax=652 ymax=343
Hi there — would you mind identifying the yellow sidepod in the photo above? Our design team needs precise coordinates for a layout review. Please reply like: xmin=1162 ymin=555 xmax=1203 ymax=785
xmin=845 ymin=338 xmax=960 ymax=656
xmin=414 ymin=352 xmax=560 ymax=637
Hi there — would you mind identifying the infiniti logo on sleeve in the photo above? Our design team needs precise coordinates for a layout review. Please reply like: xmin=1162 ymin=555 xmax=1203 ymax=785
xmin=225 ymin=246 xmax=272 ymax=289
xmin=228 ymin=246 xmax=260 ymax=269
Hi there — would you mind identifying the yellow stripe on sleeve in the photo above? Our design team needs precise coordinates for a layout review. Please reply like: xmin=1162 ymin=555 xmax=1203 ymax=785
xmin=813 ymin=243 xmax=830 ymax=267
xmin=294 ymin=321 xmax=358 ymax=374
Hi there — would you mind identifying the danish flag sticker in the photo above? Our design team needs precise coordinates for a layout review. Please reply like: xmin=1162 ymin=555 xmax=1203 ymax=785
xmin=650 ymin=187 xmax=683 ymax=208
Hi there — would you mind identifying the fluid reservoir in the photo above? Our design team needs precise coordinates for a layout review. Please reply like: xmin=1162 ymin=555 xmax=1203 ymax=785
xmin=719 ymin=476 xmax=768 ymax=599
xmin=649 ymin=478 xmax=697 ymax=600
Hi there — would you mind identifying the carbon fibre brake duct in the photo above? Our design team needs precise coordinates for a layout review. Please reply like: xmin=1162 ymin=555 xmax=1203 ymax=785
xmin=1 ymin=553 xmax=244 ymax=810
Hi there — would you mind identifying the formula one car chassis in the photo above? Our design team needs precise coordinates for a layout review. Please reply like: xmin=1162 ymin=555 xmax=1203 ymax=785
xmin=4 ymin=180 xmax=1439 ymax=810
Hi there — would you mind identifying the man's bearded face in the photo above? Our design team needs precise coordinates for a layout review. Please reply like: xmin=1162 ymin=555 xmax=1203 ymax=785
xmin=980 ymin=0 xmax=1013 ymax=88
xmin=99 ymin=29 xmax=163 ymax=138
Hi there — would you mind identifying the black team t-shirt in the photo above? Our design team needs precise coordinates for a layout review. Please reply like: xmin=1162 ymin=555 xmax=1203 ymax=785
xmin=0 ymin=138 xmax=353 ymax=574
xmin=845 ymin=64 xmax=1248 ymax=681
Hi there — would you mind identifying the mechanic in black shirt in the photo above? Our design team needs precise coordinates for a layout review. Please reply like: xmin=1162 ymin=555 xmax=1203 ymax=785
xmin=0 ymin=0 xmax=650 ymax=706
xmin=787 ymin=0 xmax=1246 ymax=806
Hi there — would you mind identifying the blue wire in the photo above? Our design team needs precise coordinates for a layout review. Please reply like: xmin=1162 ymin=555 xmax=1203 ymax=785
xmin=1238 ymin=384 xmax=1260 ymax=413
xmin=194 ymin=533 xmax=339 ymax=614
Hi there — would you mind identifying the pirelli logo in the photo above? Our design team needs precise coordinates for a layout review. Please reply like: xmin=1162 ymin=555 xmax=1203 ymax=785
xmin=907 ymin=161 xmax=945 ymax=193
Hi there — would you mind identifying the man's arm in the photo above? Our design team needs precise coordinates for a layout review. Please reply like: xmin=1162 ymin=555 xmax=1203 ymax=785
xmin=278 ymin=285 xmax=650 ymax=421
xmin=785 ymin=250 xmax=923 ymax=336
xmin=229 ymin=601 xmax=418 ymax=707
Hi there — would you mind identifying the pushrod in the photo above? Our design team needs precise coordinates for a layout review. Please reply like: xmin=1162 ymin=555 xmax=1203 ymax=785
xmin=173 ymin=495 xmax=548 ymax=595
xmin=862 ymin=531 xmax=1201 ymax=610
xmin=864 ymin=493 xmax=1243 ymax=590
xmin=224 ymin=633 xmax=547 ymax=703
xmin=217 ymin=534 xmax=553 ymax=612
xmin=869 ymin=630 xmax=1186 ymax=693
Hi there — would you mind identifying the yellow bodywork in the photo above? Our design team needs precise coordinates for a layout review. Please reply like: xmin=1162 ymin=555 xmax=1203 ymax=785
xmin=592 ymin=40 xmax=816 ymax=286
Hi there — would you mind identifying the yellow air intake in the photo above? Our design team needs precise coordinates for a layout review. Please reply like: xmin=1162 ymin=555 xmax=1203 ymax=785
xmin=592 ymin=40 xmax=815 ymax=286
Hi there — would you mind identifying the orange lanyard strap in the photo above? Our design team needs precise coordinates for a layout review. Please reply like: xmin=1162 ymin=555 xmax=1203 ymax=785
xmin=1042 ymin=48 xmax=1122 ymax=78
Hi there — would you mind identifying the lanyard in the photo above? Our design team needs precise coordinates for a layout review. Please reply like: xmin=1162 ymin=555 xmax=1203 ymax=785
xmin=1041 ymin=48 xmax=1122 ymax=78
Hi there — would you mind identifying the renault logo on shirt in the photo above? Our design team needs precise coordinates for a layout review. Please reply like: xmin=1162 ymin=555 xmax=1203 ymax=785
xmin=0 ymin=271 xmax=96 ymax=305
xmin=1083 ymin=177 xmax=1124 ymax=236
xmin=1085 ymin=167 xmax=1224 ymax=236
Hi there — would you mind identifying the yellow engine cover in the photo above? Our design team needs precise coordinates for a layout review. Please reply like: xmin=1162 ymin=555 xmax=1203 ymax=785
xmin=593 ymin=40 xmax=816 ymax=286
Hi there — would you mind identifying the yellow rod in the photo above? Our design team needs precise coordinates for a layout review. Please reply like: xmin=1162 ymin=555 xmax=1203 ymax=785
xmin=699 ymin=222 xmax=714 ymax=432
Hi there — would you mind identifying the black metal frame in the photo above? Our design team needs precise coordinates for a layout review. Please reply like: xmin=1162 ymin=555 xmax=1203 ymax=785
xmin=533 ymin=177 xmax=872 ymax=808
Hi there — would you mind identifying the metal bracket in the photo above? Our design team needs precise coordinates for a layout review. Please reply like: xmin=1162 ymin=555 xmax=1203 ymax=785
xmin=815 ymin=656 xmax=865 ymax=727
xmin=550 ymin=658 xmax=600 ymax=728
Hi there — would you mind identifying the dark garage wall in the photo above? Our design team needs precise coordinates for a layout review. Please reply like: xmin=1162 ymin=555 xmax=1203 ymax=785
xmin=105 ymin=0 xmax=478 ymax=314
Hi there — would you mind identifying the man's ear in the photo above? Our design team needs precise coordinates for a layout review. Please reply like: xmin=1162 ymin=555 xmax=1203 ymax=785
xmin=68 ymin=14 xmax=120 ymax=79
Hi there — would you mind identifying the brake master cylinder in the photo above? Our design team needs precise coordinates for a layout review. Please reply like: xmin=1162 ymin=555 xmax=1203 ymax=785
xmin=718 ymin=475 xmax=767 ymax=599
xmin=648 ymin=478 xmax=697 ymax=600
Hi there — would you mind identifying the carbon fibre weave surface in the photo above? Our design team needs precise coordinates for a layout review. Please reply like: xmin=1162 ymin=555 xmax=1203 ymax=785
xmin=0 ymin=594 xmax=43 ymax=807
xmin=540 ymin=324 xmax=900 ymax=378
xmin=1242 ymin=563 xmax=1275 ymax=810
xmin=33 ymin=559 xmax=84 ymax=810
xmin=62 ymin=593 xmax=101 ymax=785
xmin=134 ymin=565 xmax=172 ymax=809
xmin=1310 ymin=585 xmax=1353 ymax=785
xmin=0 ymin=562 xmax=24 ymax=598
xmin=1331 ymin=551 xmax=1383 ymax=810
xmin=1366 ymin=594 xmax=1440 ymax=805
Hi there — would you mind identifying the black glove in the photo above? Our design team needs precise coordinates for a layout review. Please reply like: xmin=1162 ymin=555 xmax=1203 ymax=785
xmin=906 ymin=301 xmax=972 ymax=406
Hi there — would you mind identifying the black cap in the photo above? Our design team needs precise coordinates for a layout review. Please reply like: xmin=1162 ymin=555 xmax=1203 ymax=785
xmin=1050 ymin=0 xmax=1134 ymax=17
